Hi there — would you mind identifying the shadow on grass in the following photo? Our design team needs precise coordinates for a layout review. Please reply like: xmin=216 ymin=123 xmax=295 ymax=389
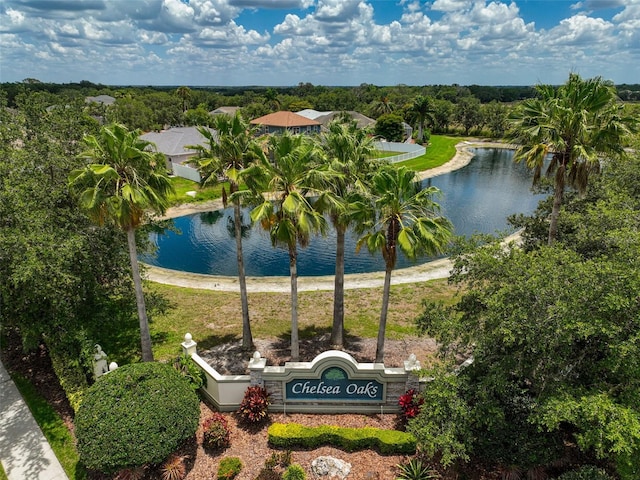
xmin=271 ymin=324 xmax=368 ymax=363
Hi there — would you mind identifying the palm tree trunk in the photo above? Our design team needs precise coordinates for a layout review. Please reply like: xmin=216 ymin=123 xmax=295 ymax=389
xmin=375 ymin=265 xmax=393 ymax=363
xmin=126 ymin=227 xmax=154 ymax=362
xmin=548 ymin=165 xmax=566 ymax=245
xmin=330 ymin=225 xmax=346 ymax=348
xmin=234 ymin=200 xmax=253 ymax=350
xmin=289 ymin=245 xmax=300 ymax=362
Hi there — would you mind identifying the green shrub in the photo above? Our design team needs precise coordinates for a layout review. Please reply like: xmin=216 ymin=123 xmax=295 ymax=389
xmin=268 ymin=423 xmax=416 ymax=455
xmin=396 ymin=458 xmax=439 ymax=479
xmin=282 ymin=463 xmax=306 ymax=480
xmin=218 ymin=456 xmax=242 ymax=479
xmin=203 ymin=413 xmax=231 ymax=451
xmin=172 ymin=354 xmax=206 ymax=391
xmin=555 ymin=465 xmax=613 ymax=480
xmin=238 ymin=385 xmax=270 ymax=424
xmin=75 ymin=362 xmax=200 ymax=473
xmin=48 ymin=340 xmax=91 ymax=412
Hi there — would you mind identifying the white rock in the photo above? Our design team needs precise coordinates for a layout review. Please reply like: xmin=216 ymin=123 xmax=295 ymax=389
xmin=311 ymin=456 xmax=352 ymax=479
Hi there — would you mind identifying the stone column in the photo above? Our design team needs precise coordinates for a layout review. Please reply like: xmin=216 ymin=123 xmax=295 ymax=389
xmin=248 ymin=351 xmax=266 ymax=387
xmin=404 ymin=353 xmax=422 ymax=392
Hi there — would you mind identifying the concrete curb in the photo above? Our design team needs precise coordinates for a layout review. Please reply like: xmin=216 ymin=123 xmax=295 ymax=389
xmin=0 ymin=360 xmax=69 ymax=480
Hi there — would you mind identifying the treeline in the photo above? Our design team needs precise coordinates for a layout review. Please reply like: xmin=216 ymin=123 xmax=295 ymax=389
xmin=3 ymin=80 xmax=639 ymax=143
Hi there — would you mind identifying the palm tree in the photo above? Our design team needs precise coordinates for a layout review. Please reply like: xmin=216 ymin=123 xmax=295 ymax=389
xmin=68 ymin=123 xmax=173 ymax=362
xmin=318 ymin=121 xmax=378 ymax=348
xmin=507 ymin=74 xmax=637 ymax=245
xmin=370 ymin=95 xmax=394 ymax=117
xmin=406 ymin=95 xmax=435 ymax=143
xmin=187 ymin=113 xmax=264 ymax=350
xmin=176 ymin=86 xmax=191 ymax=113
xmin=243 ymin=132 xmax=333 ymax=361
xmin=357 ymin=166 xmax=452 ymax=363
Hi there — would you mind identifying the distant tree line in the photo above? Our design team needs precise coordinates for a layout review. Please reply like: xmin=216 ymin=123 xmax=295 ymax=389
xmin=2 ymin=79 xmax=638 ymax=142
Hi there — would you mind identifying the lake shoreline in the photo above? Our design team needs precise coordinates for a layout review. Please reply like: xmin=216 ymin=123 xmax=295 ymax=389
xmin=147 ymin=141 xmax=517 ymax=292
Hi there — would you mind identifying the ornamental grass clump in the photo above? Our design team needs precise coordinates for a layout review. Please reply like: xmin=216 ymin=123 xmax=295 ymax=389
xmin=238 ymin=385 xmax=270 ymax=424
xmin=75 ymin=362 xmax=200 ymax=474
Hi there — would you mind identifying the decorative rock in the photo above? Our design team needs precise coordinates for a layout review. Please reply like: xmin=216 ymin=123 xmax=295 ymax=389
xmin=311 ymin=456 xmax=352 ymax=479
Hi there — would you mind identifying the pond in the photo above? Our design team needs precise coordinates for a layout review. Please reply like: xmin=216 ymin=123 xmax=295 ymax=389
xmin=143 ymin=148 xmax=544 ymax=277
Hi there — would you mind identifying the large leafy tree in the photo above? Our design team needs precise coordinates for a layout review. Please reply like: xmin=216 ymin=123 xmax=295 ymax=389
xmin=357 ymin=166 xmax=452 ymax=363
xmin=187 ymin=113 xmax=265 ymax=350
xmin=318 ymin=122 xmax=378 ymax=348
xmin=414 ymin=150 xmax=640 ymax=477
xmin=1 ymin=92 xmax=147 ymax=406
xmin=243 ymin=132 xmax=333 ymax=361
xmin=507 ymin=73 xmax=638 ymax=245
xmin=68 ymin=123 xmax=174 ymax=362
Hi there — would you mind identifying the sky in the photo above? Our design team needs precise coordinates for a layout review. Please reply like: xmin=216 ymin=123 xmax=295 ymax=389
xmin=1 ymin=0 xmax=638 ymax=87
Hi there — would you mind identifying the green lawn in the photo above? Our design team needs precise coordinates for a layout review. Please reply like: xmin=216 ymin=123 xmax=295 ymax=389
xmin=0 ymin=461 xmax=7 ymax=480
xmin=397 ymin=135 xmax=462 ymax=171
xmin=168 ymin=176 xmax=223 ymax=205
xmin=148 ymin=277 xmax=457 ymax=361
xmin=10 ymin=374 xmax=87 ymax=480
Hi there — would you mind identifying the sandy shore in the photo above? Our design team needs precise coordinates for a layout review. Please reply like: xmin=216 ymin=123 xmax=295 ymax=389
xmin=148 ymin=141 xmax=512 ymax=292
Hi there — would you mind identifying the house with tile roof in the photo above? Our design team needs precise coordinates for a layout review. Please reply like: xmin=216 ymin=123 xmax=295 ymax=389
xmin=140 ymin=126 xmax=215 ymax=182
xmin=250 ymin=111 xmax=321 ymax=135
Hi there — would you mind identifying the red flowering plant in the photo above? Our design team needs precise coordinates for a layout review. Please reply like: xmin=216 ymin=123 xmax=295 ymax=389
xmin=238 ymin=386 xmax=270 ymax=424
xmin=398 ymin=389 xmax=423 ymax=424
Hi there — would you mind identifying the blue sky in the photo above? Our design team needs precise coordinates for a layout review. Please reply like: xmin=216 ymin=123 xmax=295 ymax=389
xmin=1 ymin=0 xmax=638 ymax=86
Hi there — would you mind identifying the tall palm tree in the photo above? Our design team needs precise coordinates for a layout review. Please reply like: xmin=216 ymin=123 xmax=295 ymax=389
xmin=507 ymin=74 xmax=637 ymax=245
xmin=243 ymin=132 xmax=333 ymax=361
xmin=357 ymin=166 xmax=452 ymax=363
xmin=68 ymin=123 xmax=174 ymax=362
xmin=406 ymin=95 xmax=435 ymax=143
xmin=187 ymin=113 xmax=264 ymax=350
xmin=176 ymin=86 xmax=191 ymax=113
xmin=318 ymin=121 xmax=378 ymax=348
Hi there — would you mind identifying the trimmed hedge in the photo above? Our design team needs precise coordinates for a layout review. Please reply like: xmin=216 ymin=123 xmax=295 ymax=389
xmin=75 ymin=362 xmax=200 ymax=473
xmin=268 ymin=423 xmax=416 ymax=455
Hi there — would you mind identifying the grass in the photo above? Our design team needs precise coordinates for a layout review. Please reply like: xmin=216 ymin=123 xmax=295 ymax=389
xmin=9 ymin=373 xmax=87 ymax=480
xmin=167 ymin=135 xmax=464 ymax=207
xmin=168 ymin=176 xmax=224 ymax=205
xmin=148 ymin=277 xmax=459 ymax=361
xmin=0 ymin=462 xmax=6 ymax=480
xmin=397 ymin=135 xmax=462 ymax=171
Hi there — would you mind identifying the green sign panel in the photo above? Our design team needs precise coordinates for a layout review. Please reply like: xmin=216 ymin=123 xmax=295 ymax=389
xmin=285 ymin=367 xmax=384 ymax=402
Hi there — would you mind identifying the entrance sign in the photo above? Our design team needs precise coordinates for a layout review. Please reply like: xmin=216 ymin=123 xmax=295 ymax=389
xmin=286 ymin=367 xmax=384 ymax=402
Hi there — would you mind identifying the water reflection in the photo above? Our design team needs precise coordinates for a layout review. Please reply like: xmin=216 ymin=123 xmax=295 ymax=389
xmin=143 ymin=148 xmax=543 ymax=277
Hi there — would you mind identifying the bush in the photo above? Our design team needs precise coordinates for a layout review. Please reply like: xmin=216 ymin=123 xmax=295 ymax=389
xmin=283 ymin=463 xmax=306 ymax=480
xmin=172 ymin=354 xmax=206 ymax=391
xmin=238 ymin=386 xmax=270 ymax=424
xmin=203 ymin=413 xmax=231 ymax=451
xmin=217 ymin=457 xmax=242 ymax=479
xmin=399 ymin=389 xmax=424 ymax=423
xmin=268 ymin=423 xmax=416 ymax=455
xmin=75 ymin=362 xmax=200 ymax=473
xmin=555 ymin=465 xmax=613 ymax=480
xmin=396 ymin=458 xmax=439 ymax=479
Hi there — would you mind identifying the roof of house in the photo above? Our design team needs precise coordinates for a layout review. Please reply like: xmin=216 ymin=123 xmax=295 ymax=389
xmin=250 ymin=111 xmax=321 ymax=127
xmin=314 ymin=111 xmax=376 ymax=129
xmin=85 ymin=95 xmax=116 ymax=106
xmin=140 ymin=126 xmax=215 ymax=157
xmin=295 ymin=109 xmax=332 ymax=120
xmin=210 ymin=106 xmax=240 ymax=115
